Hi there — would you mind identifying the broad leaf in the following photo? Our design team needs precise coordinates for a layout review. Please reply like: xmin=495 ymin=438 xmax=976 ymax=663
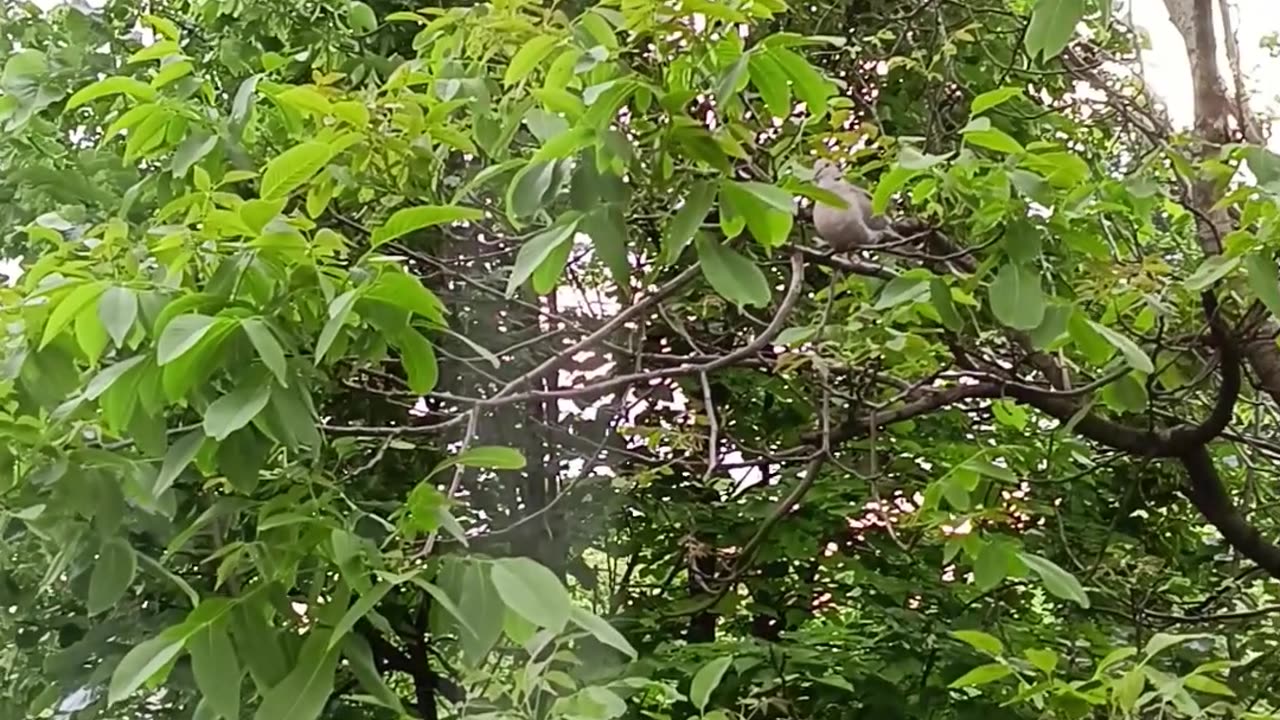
xmin=203 ymin=382 xmax=272 ymax=441
xmin=695 ymin=235 xmax=771 ymax=308
xmin=190 ymin=624 xmax=241 ymax=720
xmin=690 ymin=655 xmax=734 ymax=711
xmin=108 ymin=629 xmax=186 ymax=704
xmin=88 ymin=537 xmax=137 ymax=615
xmin=260 ymin=142 xmax=332 ymax=199
xmin=489 ymin=557 xmax=571 ymax=632
xmin=1019 ymin=552 xmax=1090 ymax=607
xmin=370 ymin=205 xmax=484 ymax=248
xmin=988 ymin=263 xmax=1045 ymax=330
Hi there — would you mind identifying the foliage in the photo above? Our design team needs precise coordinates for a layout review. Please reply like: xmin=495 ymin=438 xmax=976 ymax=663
xmin=2 ymin=0 xmax=1280 ymax=718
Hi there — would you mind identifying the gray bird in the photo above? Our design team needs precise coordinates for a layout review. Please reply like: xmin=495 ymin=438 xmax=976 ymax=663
xmin=811 ymin=159 xmax=896 ymax=250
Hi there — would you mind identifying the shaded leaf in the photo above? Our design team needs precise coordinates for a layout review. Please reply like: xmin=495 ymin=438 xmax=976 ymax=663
xmin=490 ymin=557 xmax=571 ymax=632
xmin=695 ymin=235 xmax=771 ymax=308
xmin=1019 ymin=552 xmax=1089 ymax=607
xmin=988 ymin=263 xmax=1045 ymax=330
xmin=88 ymin=537 xmax=137 ymax=615
xmin=690 ymin=655 xmax=734 ymax=711
xmin=370 ymin=205 xmax=484 ymax=248
xmin=203 ymin=381 xmax=272 ymax=441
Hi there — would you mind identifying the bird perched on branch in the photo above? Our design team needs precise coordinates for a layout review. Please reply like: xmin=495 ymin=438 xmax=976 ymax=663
xmin=811 ymin=159 xmax=900 ymax=251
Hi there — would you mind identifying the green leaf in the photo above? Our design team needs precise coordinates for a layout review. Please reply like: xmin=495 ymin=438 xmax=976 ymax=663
xmin=505 ymin=220 xmax=578 ymax=297
xmin=533 ymin=127 xmax=596 ymax=163
xmin=1184 ymin=674 xmax=1234 ymax=696
xmin=769 ymin=46 xmax=831 ymax=114
xmin=1025 ymin=648 xmax=1059 ymax=674
xmin=664 ymin=181 xmax=717 ymax=265
xmin=329 ymin=582 xmax=393 ymax=649
xmin=569 ymin=607 xmax=637 ymax=659
xmin=949 ymin=662 xmax=1012 ymax=688
xmin=203 ymin=381 xmax=272 ymax=441
xmin=1142 ymin=632 xmax=1203 ymax=660
xmin=695 ymin=235 xmax=771 ymax=308
xmin=747 ymin=51 xmax=791 ymax=118
xmin=67 ymin=76 xmax=158 ymax=109
xmin=88 ymin=537 xmax=137 ymax=615
xmin=489 ymin=557 xmax=572 ymax=632
xmin=875 ymin=276 xmax=929 ymax=310
xmin=156 ymin=429 xmax=205 ymax=496
xmin=99 ymin=287 xmax=138 ymax=348
xmin=1088 ymin=321 xmax=1154 ymax=373
xmin=721 ymin=180 xmax=793 ymax=247
xmin=1184 ymin=254 xmax=1241 ymax=291
xmin=157 ymin=314 xmax=218 ymax=365
xmin=41 ymin=281 xmax=106 ymax=349
xmin=261 ymin=142 xmax=333 ymax=199
xmin=108 ymin=629 xmax=186 ymax=704
xmin=433 ymin=446 xmax=526 ymax=477
xmin=172 ymin=132 xmax=217 ymax=178
xmin=346 ymin=0 xmax=378 ymax=33
xmin=365 ymin=272 xmax=447 ymax=325
xmin=690 ymin=655 xmax=734 ymax=711
xmin=315 ymin=290 xmax=358 ymax=363
xmin=341 ymin=635 xmax=405 ymax=714
xmin=971 ymin=87 xmax=1024 ymax=115
xmin=252 ymin=631 xmax=341 ymax=720
xmin=951 ymin=630 xmax=1004 ymax=656
xmin=930 ymin=278 xmax=963 ymax=330
xmin=506 ymin=160 xmax=558 ymax=220
xmin=370 ymin=205 xmax=484 ymax=248
xmin=988 ymin=263 xmax=1045 ymax=330
xmin=1019 ymin=552 xmax=1090 ymax=607
xmin=86 ymin=356 xmax=147 ymax=400
xmin=455 ymin=563 xmax=504 ymax=666
xmin=397 ymin=329 xmax=439 ymax=394
xmin=582 ymin=206 xmax=630 ymax=289
xmin=1024 ymin=0 xmax=1085 ymax=61
xmin=1246 ymin=253 xmax=1280 ymax=319
xmin=964 ymin=127 xmax=1025 ymax=154
xmin=190 ymin=624 xmax=241 ymax=720
xmin=242 ymin=319 xmax=288 ymax=386
xmin=505 ymin=35 xmax=561 ymax=87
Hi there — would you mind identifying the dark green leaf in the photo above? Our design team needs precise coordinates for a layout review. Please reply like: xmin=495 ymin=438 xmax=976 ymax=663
xmin=156 ymin=429 xmax=205 ymax=496
xmin=88 ymin=537 xmax=137 ymax=615
xmin=190 ymin=624 xmax=241 ymax=720
xmin=505 ymin=220 xmax=578 ymax=297
xmin=989 ymin=263 xmax=1045 ymax=330
xmin=242 ymin=319 xmax=289 ymax=386
xmin=1088 ymin=321 xmax=1154 ymax=374
xmin=370 ymin=205 xmax=484 ymax=248
xmin=1024 ymin=0 xmax=1086 ymax=61
xmin=1246 ymin=253 xmax=1280 ymax=319
xmin=397 ymin=329 xmax=439 ymax=394
xmin=329 ymin=582 xmax=393 ymax=648
xmin=664 ymin=181 xmax=716 ymax=265
xmin=108 ymin=629 xmax=185 ymax=704
xmin=252 ymin=631 xmax=340 ymax=720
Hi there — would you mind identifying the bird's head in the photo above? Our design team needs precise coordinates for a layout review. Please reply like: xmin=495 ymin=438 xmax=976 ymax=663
xmin=812 ymin=158 xmax=845 ymax=187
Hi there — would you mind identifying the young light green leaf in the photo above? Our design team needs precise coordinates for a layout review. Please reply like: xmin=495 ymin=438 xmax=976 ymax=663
xmin=364 ymin=272 xmax=447 ymax=325
xmin=971 ymin=87 xmax=1024 ymax=115
xmin=1024 ymin=648 xmax=1059 ymax=674
xmin=988 ymin=263 xmax=1045 ymax=330
xmin=949 ymin=662 xmax=1013 ymax=688
xmin=695 ymin=235 xmax=771 ymax=308
xmin=99 ymin=286 xmax=138 ymax=348
xmin=1184 ymin=254 xmax=1241 ymax=291
xmin=67 ymin=76 xmax=158 ymax=108
xmin=504 ymin=35 xmax=561 ymax=87
xmin=157 ymin=314 xmax=219 ymax=365
xmin=88 ymin=537 xmax=137 ymax=615
xmin=964 ymin=127 xmax=1025 ymax=154
xmin=1142 ymin=632 xmax=1204 ymax=660
xmin=569 ymin=606 xmax=637 ymax=659
xmin=315 ymin=290 xmax=358 ymax=363
xmin=1245 ymin=253 xmax=1280 ymax=319
xmin=1024 ymin=0 xmax=1086 ymax=61
xmin=505 ymin=220 xmax=578 ymax=297
xmin=328 ymin=581 xmax=393 ymax=649
xmin=664 ymin=181 xmax=717 ymax=265
xmin=489 ymin=556 xmax=572 ymax=632
xmin=156 ymin=429 xmax=205 ymax=496
xmin=1019 ymin=552 xmax=1090 ymax=607
xmin=1088 ymin=321 xmax=1154 ymax=374
xmin=108 ymin=629 xmax=186 ymax=704
xmin=690 ymin=655 xmax=734 ymax=711
xmin=242 ymin=319 xmax=288 ymax=386
xmin=397 ymin=329 xmax=439 ymax=395
xmin=252 ymin=631 xmax=341 ymax=720
xmin=203 ymin=382 xmax=272 ymax=441
xmin=951 ymin=630 xmax=1004 ymax=656
xmin=190 ymin=624 xmax=241 ymax=720
xmin=1183 ymin=674 xmax=1234 ymax=696
xmin=41 ymin=281 xmax=106 ymax=349
xmin=930 ymin=278 xmax=963 ymax=330
xmin=370 ymin=205 xmax=484 ymax=248
xmin=260 ymin=141 xmax=332 ymax=199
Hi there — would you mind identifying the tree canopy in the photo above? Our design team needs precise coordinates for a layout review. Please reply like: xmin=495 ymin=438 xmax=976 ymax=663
xmin=3 ymin=0 xmax=1280 ymax=718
